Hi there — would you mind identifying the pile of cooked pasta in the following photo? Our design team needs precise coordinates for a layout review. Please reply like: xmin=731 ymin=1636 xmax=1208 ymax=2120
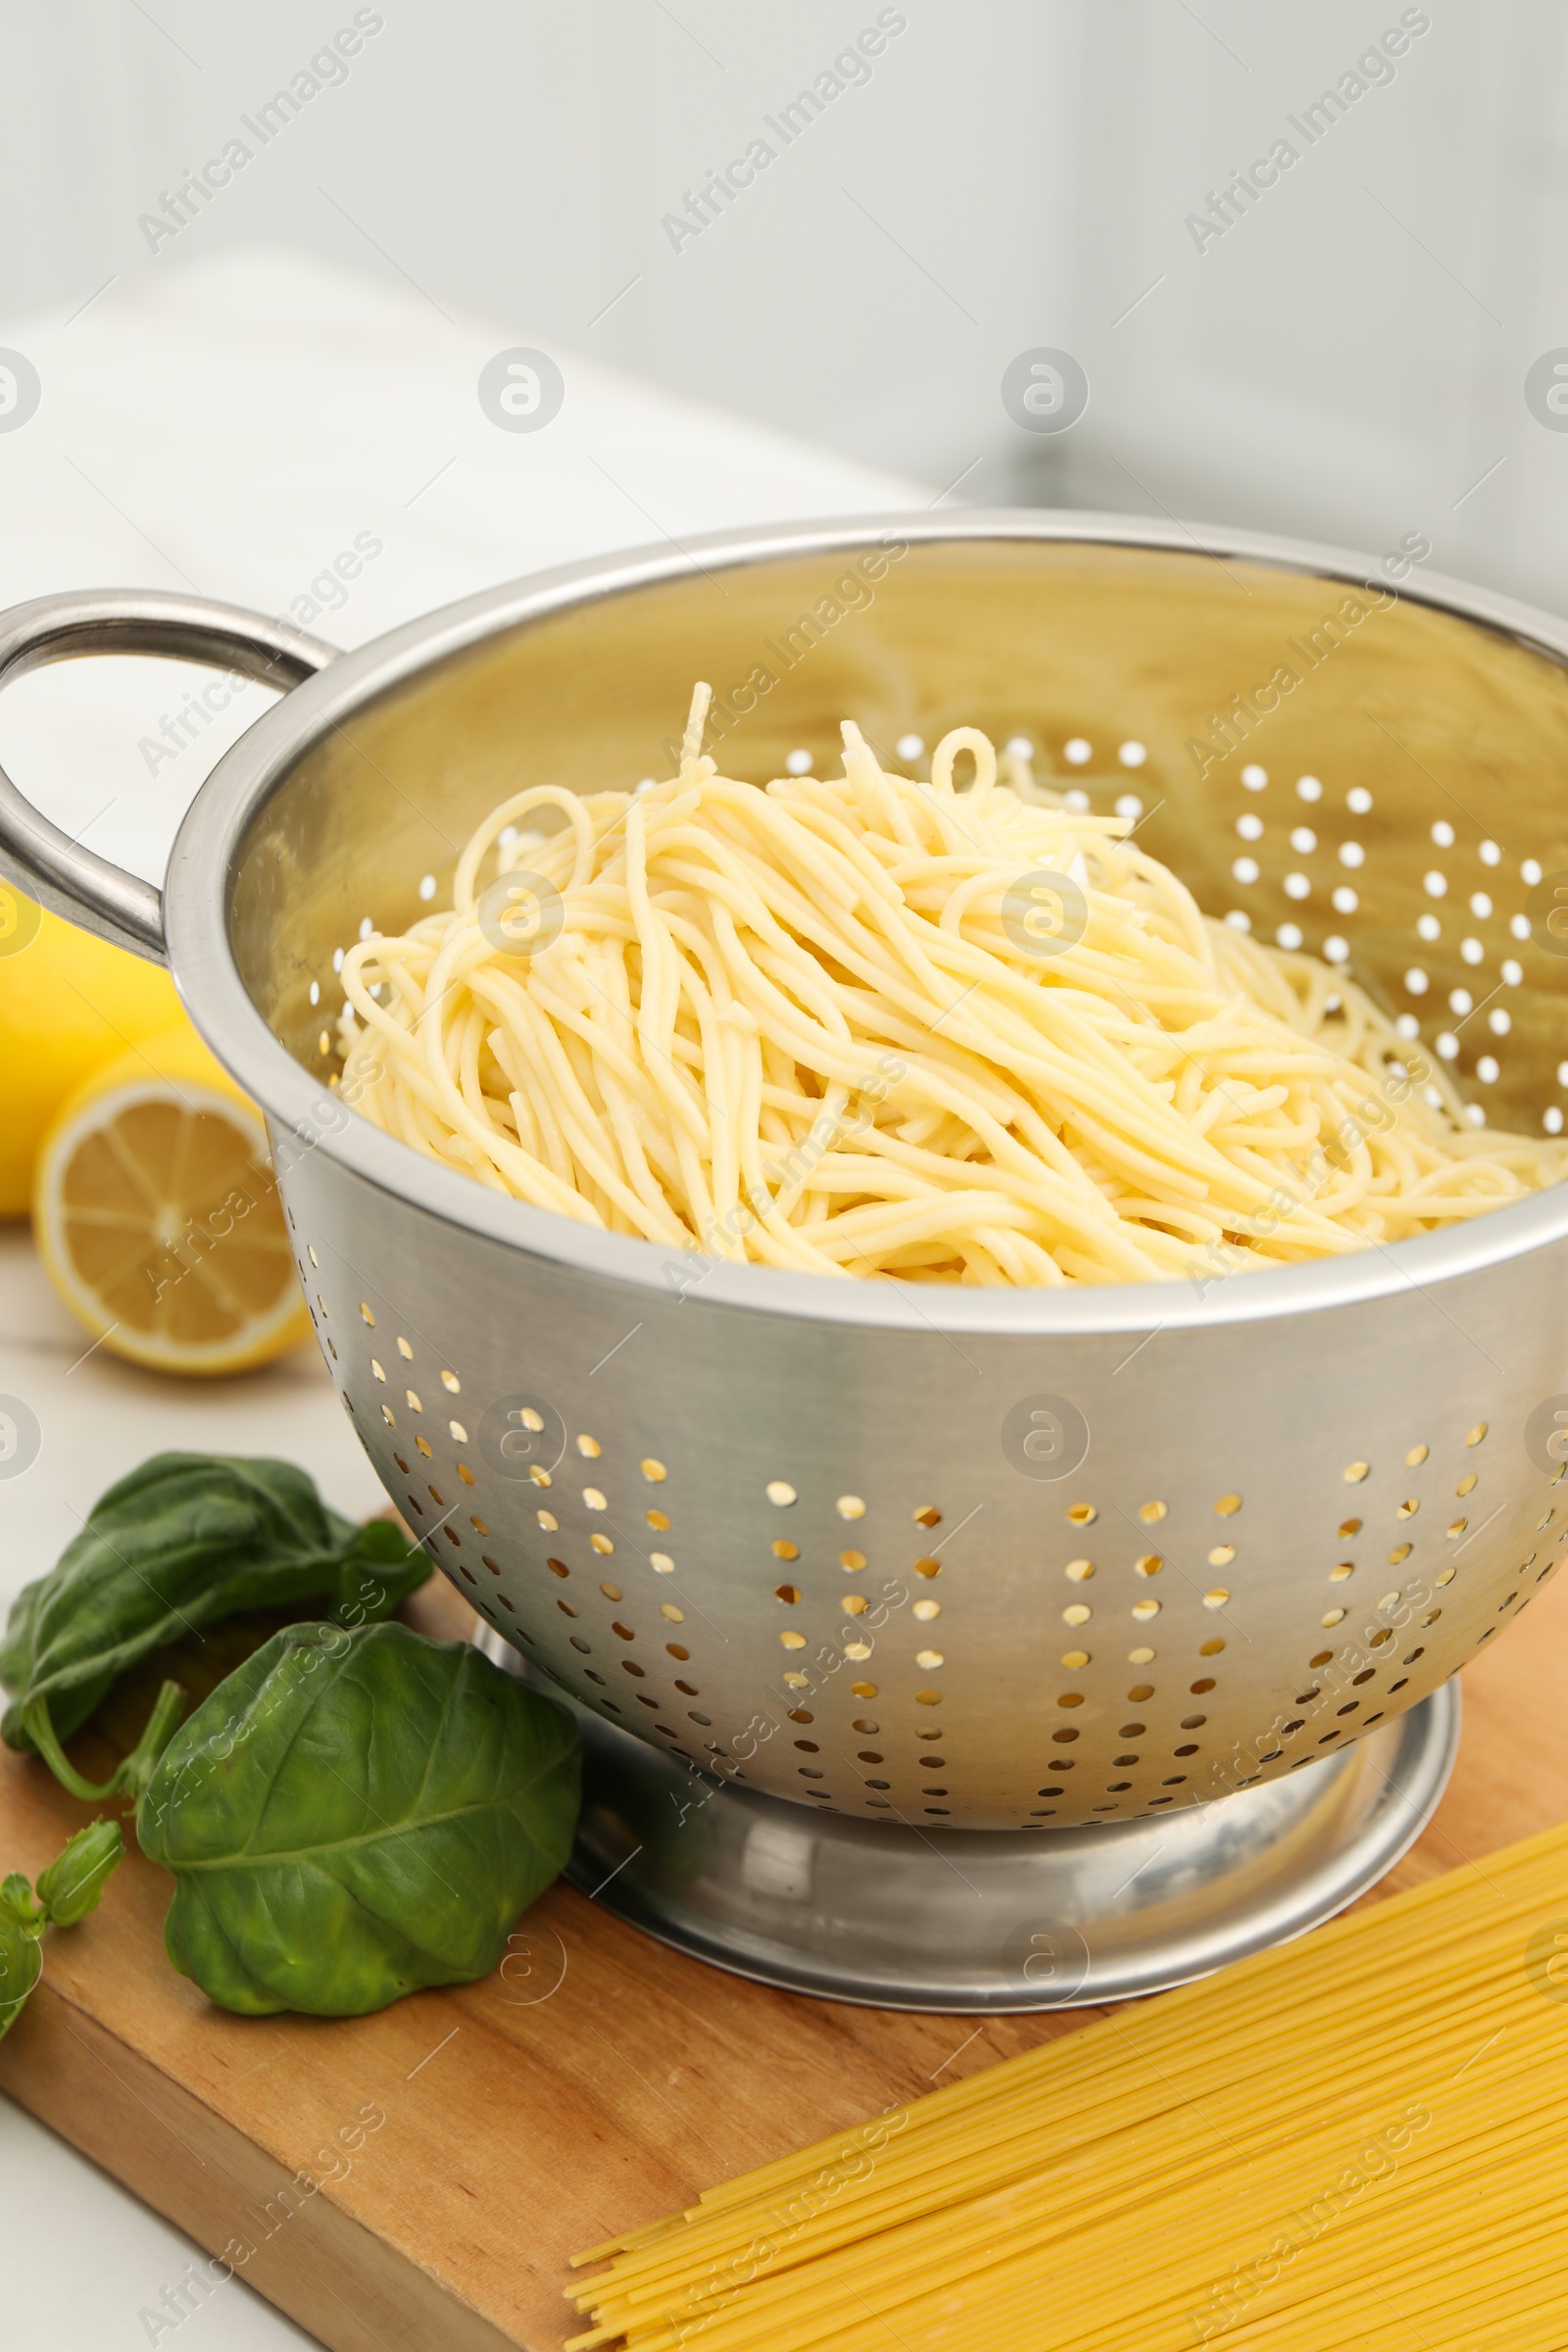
xmin=336 ymin=688 xmax=1565 ymax=1285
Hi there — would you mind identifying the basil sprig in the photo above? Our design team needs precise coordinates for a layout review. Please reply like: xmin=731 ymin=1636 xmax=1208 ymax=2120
xmin=3 ymin=1455 xmax=581 ymax=2024
xmin=0 ymin=1820 xmax=123 ymax=2040
xmin=0 ymin=1453 xmax=430 ymax=1799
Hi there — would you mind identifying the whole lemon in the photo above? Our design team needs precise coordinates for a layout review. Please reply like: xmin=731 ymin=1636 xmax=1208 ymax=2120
xmin=0 ymin=891 xmax=182 ymax=1216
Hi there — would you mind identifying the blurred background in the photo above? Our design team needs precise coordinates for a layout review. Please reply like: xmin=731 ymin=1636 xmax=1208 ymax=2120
xmin=2 ymin=0 xmax=1563 ymax=878
xmin=4 ymin=3 xmax=1562 ymax=564
xmin=0 ymin=0 xmax=1560 ymax=878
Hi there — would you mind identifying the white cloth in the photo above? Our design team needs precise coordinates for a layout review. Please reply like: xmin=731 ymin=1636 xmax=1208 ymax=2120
xmin=0 ymin=243 xmax=929 ymax=886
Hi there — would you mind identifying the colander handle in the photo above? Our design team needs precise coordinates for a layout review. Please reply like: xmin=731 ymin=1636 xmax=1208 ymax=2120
xmin=0 ymin=587 xmax=338 ymax=964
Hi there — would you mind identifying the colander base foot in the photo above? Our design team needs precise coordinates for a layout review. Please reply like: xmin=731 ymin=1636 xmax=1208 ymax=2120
xmin=477 ymin=1633 xmax=1458 ymax=2011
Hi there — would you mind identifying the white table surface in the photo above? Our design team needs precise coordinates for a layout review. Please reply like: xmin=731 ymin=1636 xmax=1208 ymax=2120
xmin=0 ymin=245 xmax=928 ymax=2350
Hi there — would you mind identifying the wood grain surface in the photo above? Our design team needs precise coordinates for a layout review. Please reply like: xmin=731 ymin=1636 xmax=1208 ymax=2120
xmin=3 ymin=1570 xmax=1565 ymax=2352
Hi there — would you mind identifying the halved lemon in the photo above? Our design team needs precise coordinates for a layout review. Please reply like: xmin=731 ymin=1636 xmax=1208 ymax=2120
xmin=33 ymin=1023 xmax=313 ymax=1376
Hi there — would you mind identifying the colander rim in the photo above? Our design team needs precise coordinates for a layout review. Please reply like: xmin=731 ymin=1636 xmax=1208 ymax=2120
xmin=165 ymin=505 xmax=1568 ymax=1337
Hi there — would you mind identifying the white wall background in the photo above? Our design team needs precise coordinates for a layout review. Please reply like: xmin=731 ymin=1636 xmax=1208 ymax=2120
xmin=1 ymin=0 xmax=1566 ymax=605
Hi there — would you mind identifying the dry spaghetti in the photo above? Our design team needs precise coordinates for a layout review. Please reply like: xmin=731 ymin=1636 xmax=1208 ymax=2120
xmin=567 ymin=1817 xmax=1568 ymax=2351
xmin=337 ymin=688 xmax=1565 ymax=1284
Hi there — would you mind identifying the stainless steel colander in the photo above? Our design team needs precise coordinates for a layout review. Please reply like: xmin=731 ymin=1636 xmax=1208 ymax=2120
xmin=3 ymin=514 xmax=1565 ymax=2001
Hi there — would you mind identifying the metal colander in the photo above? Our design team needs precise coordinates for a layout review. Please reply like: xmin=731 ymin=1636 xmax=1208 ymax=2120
xmin=5 ymin=514 xmax=1568 ymax=1846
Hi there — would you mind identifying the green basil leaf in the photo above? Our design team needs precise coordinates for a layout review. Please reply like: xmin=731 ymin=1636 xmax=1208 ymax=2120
xmin=139 ymin=1622 xmax=581 ymax=2018
xmin=0 ymin=1453 xmax=429 ymax=1757
xmin=0 ymin=1872 xmax=42 ymax=1932
xmin=0 ymin=1910 xmax=42 ymax=2040
xmin=35 ymin=1819 xmax=124 ymax=1927
xmin=0 ymin=1821 xmax=120 ymax=2040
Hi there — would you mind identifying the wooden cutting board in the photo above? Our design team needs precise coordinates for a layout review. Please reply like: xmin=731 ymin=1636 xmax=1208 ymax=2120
xmin=4 ymin=1570 xmax=1566 ymax=2352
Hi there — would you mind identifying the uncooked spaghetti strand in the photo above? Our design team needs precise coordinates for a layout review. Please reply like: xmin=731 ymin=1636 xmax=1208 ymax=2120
xmin=570 ymin=1829 xmax=1567 ymax=2245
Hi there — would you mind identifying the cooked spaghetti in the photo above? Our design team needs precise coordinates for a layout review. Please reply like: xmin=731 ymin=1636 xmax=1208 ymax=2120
xmin=336 ymin=688 xmax=1565 ymax=1284
xmin=567 ymin=1817 xmax=1568 ymax=2351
